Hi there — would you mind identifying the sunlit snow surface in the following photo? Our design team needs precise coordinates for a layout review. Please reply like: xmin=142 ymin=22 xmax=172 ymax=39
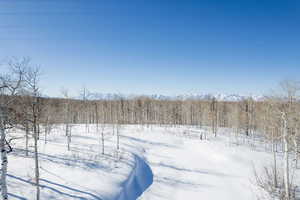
xmin=7 ymin=125 xmax=297 ymax=199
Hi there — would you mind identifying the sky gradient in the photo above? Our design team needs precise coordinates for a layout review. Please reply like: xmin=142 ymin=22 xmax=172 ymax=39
xmin=0 ymin=0 xmax=300 ymax=97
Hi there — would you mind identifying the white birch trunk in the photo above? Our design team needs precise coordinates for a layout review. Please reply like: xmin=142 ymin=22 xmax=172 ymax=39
xmin=101 ymin=127 xmax=105 ymax=155
xmin=67 ymin=126 xmax=72 ymax=151
xmin=117 ymin=125 xmax=120 ymax=151
xmin=293 ymin=128 xmax=298 ymax=169
xmin=25 ymin=122 xmax=29 ymax=156
xmin=33 ymin=103 xmax=40 ymax=200
xmin=0 ymin=107 xmax=8 ymax=200
xmin=34 ymin=130 xmax=40 ymax=200
xmin=271 ymin=128 xmax=278 ymax=188
xmin=282 ymin=113 xmax=290 ymax=200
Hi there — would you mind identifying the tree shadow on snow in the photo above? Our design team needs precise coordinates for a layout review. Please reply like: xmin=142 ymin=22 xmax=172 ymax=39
xmin=11 ymin=148 xmax=112 ymax=172
xmin=8 ymin=193 xmax=27 ymax=200
xmin=7 ymin=174 xmax=103 ymax=200
xmin=121 ymin=135 xmax=178 ymax=149
xmin=155 ymin=176 xmax=213 ymax=188
xmin=154 ymin=162 xmax=237 ymax=178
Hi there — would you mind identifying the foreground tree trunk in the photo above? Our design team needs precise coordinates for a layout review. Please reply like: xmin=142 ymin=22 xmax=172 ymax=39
xmin=24 ymin=67 xmax=42 ymax=200
xmin=271 ymin=128 xmax=278 ymax=188
xmin=0 ymin=107 xmax=8 ymax=200
xmin=33 ymin=102 xmax=40 ymax=200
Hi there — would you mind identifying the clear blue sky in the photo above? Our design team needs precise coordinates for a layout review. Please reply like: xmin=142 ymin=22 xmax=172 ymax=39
xmin=0 ymin=0 xmax=299 ymax=97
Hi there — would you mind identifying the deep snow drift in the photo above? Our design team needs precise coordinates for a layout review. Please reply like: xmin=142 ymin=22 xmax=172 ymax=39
xmin=7 ymin=125 xmax=298 ymax=199
xmin=116 ymin=154 xmax=153 ymax=200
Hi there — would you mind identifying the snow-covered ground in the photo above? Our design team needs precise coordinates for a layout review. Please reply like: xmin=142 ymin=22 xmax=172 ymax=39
xmin=7 ymin=125 xmax=297 ymax=200
xmin=120 ymin=126 xmax=274 ymax=200
xmin=8 ymin=125 xmax=137 ymax=200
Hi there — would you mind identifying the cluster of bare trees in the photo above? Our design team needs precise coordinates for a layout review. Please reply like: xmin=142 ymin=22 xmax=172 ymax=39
xmin=36 ymin=95 xmax=271 ymax=141
xmin=256 ymin=81 xmax=300 ymax=200
xmin=0 ymin=58 xmax=42 ymax=200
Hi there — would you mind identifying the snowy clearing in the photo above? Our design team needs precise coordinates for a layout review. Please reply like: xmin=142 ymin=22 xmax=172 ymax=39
xmin=7 ymin=125 xmax=298 ymax=200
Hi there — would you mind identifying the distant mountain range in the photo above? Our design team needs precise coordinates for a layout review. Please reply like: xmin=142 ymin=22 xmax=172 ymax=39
xmin=73 ymin=93 xmax=265 ymax=101
xmin=150 ymin=94 xmax=265 ymax=101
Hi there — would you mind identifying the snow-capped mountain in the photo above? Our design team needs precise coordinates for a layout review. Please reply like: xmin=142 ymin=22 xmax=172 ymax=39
xmin=74 ymin=93 xmax=264 ymax=101
xmin=172 ymin=93 xmax=264 ymax=101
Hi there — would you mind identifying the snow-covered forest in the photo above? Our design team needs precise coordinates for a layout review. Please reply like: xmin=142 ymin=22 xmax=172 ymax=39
xmin=0 ymin=58 xmax=299 ymax=200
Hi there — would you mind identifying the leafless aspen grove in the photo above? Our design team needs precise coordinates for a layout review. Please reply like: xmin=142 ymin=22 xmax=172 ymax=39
xmin=0 ymin=58 xmax=299 ymax=200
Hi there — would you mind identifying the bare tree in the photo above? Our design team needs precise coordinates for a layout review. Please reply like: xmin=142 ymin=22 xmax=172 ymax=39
xmin=23 ymin=66 xmax=42 ymax=200
xmin=280 ymin=80 xmax=299 ymax=200
xmin=100 ymin=122 xmax=105 ymax=155
xmin=261 ymin=80 xmax=300 ymax=200
xmin=43 ymin=102 xmax=55 ymax=145
xmin=0 ymin=58 xmax=27 ymax=200
xmin=79 ymin=86 xmax=90 ymax=133
xmin=61 ymin=88 xmax=72 ymax=151
xmin=210 ymin=97 xmax=218 ymax=137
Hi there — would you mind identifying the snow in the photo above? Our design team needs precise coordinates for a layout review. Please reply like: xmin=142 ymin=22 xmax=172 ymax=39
xmin=8 ymin=126 xmax=135 ymax=200
xmin=7 ymin=125 xmax=297 ymax=199
xmin=120 ymin=127 xmax=272 ymax=200
xmin=117 ymin=154 xmax=153 ymax=200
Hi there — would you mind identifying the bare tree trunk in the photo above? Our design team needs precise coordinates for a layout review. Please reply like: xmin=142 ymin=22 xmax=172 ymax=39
xmin=25 ymin=122 xmax=29 ymax=156
xmin=271 ymin=128 xmax=278 ymax=188
xmin=101 ymin=126 xmax=105 ymax=155
xmin=44 ymin=126 xmax=47 ymax=145
xmin=117 ymin=124 xmax=120 ymax=151
xmin=293 ymin=128 xmax=299 ymax=169
xmin=66 ymin=123 xmax=70 ymax=151
xmin=65 ymin=123 xmax=68 ymax=136
xmin=0 ymin=107 xmax=8 ymax=200
xmin=44 ymin=117 xmax=49 ymax=144
xmin=33 ymin=104 xmax=40 ymax=200
xmin=67 ymin=126 xmax=71 ymax=151
xmin=282 ymin=113 xmax=290 ymax=200
xmin=34 ymin=132 xmax=40 ymax=200
xmin=37 ymin=123 xmax=40 ymax=140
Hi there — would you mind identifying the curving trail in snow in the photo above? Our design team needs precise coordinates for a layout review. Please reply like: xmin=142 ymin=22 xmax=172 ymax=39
xmin=118 ymin=126 xmax=274 ymax=200
xmin=116 ymin=154 xmax=153 ymax=200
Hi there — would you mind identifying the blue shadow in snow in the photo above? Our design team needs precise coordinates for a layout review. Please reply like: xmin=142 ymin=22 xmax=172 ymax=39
xmin=116 ymin=154 xmax=153 ymax=200
xmin=7 ymin=174 xmax=102 ymax=200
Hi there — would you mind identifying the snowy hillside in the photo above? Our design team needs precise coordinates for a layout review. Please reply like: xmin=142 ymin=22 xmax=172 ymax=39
xmin=7 ymin=125 xmax=297 ymax=200
xmin=8 ymin=125 xmax=136 ymax=200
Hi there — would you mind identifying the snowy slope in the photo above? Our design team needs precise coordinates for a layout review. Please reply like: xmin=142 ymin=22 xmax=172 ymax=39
xmin=7 ymin=125 xmax=296 ymax=200
xmin=117 ymin=126 xmax=274 ymax=200
xmin=8 ymin=125 xmax=136 ymax=200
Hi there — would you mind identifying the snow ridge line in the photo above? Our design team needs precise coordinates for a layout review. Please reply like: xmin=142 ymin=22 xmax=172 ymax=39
xmin=116 ymin=153 xmax=153 ymax=200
